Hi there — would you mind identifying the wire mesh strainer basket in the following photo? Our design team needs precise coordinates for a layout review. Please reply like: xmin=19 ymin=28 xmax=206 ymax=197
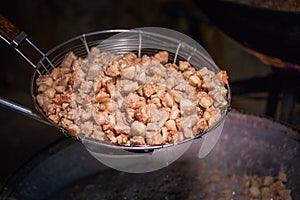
xmin=32 ymin=28 xmax=229 ymax=148
xmin=0 ymin=16 xmax=230 ymax=172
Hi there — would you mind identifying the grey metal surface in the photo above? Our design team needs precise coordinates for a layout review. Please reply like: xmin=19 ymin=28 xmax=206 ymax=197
xmin=0 ymin=110 xmax=299 ymax=199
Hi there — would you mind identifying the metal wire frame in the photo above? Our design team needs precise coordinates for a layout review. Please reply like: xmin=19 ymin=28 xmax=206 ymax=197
xmin=2 ymin=28 xmax=230 ymax=151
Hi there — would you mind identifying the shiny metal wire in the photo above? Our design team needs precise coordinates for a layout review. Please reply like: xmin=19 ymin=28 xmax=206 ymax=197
xmin=35 ymin=29 xmax=219 ymax=75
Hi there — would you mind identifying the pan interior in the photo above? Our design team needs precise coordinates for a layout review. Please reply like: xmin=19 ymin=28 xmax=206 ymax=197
xmin=2 ymin=111 xmax=298 ymax=200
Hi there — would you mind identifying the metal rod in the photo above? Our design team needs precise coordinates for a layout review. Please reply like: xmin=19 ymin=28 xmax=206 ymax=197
xmin=0 ymin=97 xmax=52 ymax=126
xmin=138 ymin=31 xmax=142 ymax=58
xmin=14 ymin=47 xmax=37 ymax=69
xmin=25 ymin=38 xmax=55 ymax=73
xmin=81 ymin=34 xmax=90 ymax=54
xmin=173 ymin=42 xmax=181 ymax=64
xmin=25 ymin=38 xmax=45 ymax=57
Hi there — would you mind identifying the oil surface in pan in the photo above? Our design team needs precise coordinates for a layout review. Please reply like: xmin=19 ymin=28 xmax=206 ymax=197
xmin=2 ymin=111 xmax=299 ymax=200
xmin=49 ymin=111 xmax=299 ymax=200
xmin=50 ymin=160 xmax=291 ymax=200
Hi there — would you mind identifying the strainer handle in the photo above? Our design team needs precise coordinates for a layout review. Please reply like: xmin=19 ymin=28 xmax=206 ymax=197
xmin=0 ymin=15 xmax=27 ymax=47
xmin=0 ymin=97 xmax=52 ymax=126
xmin=0 ymin=15 xmax=45 ymax=69
xmin=0 ymin=16 xmax=51 ymax=126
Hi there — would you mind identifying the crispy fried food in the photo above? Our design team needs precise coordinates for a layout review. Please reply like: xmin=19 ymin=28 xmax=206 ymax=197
xmin=36 ymin=48 xmax=229 ymax=145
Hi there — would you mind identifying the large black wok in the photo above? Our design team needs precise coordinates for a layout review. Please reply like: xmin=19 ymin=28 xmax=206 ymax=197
xmin=0 ymin=110 xmax=299 ymax=199
xmin=196 ymin=0 xmax=300 ymax=65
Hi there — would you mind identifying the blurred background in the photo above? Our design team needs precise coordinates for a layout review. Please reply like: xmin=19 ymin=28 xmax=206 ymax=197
xmin=0 ymin=0 xmax=298 ymax=187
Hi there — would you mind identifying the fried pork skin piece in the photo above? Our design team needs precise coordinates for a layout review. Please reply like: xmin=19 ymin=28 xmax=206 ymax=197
xmin=241 ymin=172 xmax=292 ymax=200
xmin=36 ymin=52 xmax=79 ymax=135
xmin=36 ymin=49 xmax=228 ymax=146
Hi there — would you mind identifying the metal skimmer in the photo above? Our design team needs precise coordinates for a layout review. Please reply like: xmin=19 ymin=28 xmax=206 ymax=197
xmin=0 ymin=15 xmax=230 ymax=172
